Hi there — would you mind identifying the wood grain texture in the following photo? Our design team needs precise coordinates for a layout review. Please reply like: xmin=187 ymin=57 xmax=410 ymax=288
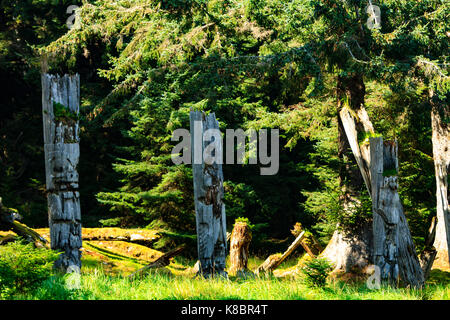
xmin=370 ymin=137 xmax=424 ymax=288
xmin=228 ymin=222 xmax=252 ymax=277
xmin=42 ymin=74 xmax=82 ymax=272
xmin=190 ymin=110 xmax=227 ymax=278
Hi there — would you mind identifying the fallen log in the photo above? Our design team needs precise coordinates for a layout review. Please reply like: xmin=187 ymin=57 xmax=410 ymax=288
xmin=0 ymin=234 xmax=17 ymax=245
xmin=291 ymin=223 xmax=322 ymax=257
xmin=128 ymin=245 xmax=186 ymax=279
xmin=0 ymin=197 xmax=48 ymax=248
xmin=34 ymin=227 xmax=160 ymax=244
xmin=255 ymin=231 xmax=306 ymax=276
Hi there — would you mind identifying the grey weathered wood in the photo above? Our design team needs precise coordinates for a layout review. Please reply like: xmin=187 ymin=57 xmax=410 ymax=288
xmin=339 ymin=106 xmax=374 ymax=195
xmin=42 ymin=73 xmax=82 ymax=272
xmin=431 ymin=106 xmax=450 ymax=270
xmin=321 ymin=104 xmax=374 ymax=273
xmin=190 ymin=110 xmax=227 ymax=278
xmin=370 ymin=137 xmax=424 ymax=288
xmin=333 ymin=102 xmax=424 ymax=287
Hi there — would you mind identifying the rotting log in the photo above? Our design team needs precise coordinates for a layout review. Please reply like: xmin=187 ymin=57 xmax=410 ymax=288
xmin=228 ymin=222 xmax=252 ymax=277
xmin=0 ymin=234 xmax=17 ymax=245
xmin=190 ymin=110 xmax=227 ymax=278
xmin=291 ymin=222 xmax=322 ymax=257
xmin=42 ymin=73 xmax=82 ymax=272
xmin=370 ymin=137 xmax=424 ymax=288
xmin=431 ymin=103 xmax=450 ymax=271
xmin=0 ymin=197 xmax=48 ymax=247
xmin=255 ymin=231 xmax=306 ymax=276
xmin=128 ymin=245 xmax=185 ymax=279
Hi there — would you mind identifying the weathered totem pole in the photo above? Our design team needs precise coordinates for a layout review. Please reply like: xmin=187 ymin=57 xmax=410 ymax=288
xmin=42 ymin=74 xmax=82 ymax=272
xmin=370 ymin=137 xmax=424 ymax=287
xmin=190 ymin=110 xmax=227 ymax=278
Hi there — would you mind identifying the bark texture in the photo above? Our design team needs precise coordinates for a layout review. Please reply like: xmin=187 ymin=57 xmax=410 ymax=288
xmin=431 ymin=105 xmax=450 ymax=270
xmin=228 ymin=222 xmax=252 ymax=277
xmin=42 ymin=74 xmax=82 ymax=272
xmin=190 ymin=110 xmax=227 ymax=278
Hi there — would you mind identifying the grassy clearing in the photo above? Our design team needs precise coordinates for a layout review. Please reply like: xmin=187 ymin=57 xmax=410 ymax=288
xmin=2 ymin=228 xmax=449 ymax=300
xmin=13 ymin=268 xmax=449 ymax=300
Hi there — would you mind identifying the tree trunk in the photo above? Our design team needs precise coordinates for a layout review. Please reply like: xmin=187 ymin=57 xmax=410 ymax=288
xmin=190 ymin=110 xmax=227 ymax=278
xmin=321 ymin=74 xmax=373 ymax=274
xmin=370 ymin=138 xmax=424 ymax=288
xmin=431 ymin=105 xmax=450 ymax=271
xmin=42 ymin=74 xmax=82 ymax=272
xmin=228 ymin=221 xmax=252 ymax=277
xmin=322 ymin=74 xmax=424 ymax=287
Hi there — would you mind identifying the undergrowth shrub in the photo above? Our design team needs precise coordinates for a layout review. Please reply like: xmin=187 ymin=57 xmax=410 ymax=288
xmin=301 ymin=257 xmax=333 ymax=288
xmin=0 ymin=240 xmax=59 ymax=297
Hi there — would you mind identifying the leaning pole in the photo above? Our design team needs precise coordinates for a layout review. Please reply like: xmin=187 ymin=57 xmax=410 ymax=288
xmin=42 ymin=73 xmax=82 ymax=272
xmin=190 ymin=110 xmax=227 ymax=278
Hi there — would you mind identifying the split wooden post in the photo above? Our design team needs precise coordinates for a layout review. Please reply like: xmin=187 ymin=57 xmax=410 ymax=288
xmin=370 ymin=137 xmax=424 ymax=287
xmin=228 ymin=221 xmax=252 ymax=277
xmin=190 ymin=110 xmax=227 ymax=278
xmin=42 ymin=73 xmax=82 ymax=272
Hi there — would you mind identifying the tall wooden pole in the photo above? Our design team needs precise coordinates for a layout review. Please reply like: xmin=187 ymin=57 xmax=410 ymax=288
xmin=42 ymin=74 xmax=82 ymax=272
xmin=370 ymin=137 xmax=424 ymax=287
xmin=190 ymin=110 xmax=227 ymax=278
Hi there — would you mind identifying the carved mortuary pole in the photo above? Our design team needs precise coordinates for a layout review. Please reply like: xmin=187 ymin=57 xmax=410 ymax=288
xmin=190 ymin=110 xmax=227 ymax=278
xmin=370 ymin=137 xmax=424 ymax=288
xmin=42 ymin=74 xmax=82 ymax=272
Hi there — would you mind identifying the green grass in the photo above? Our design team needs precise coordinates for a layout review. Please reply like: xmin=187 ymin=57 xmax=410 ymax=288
xmin=10 ymin=268 xmax=450 ymax=300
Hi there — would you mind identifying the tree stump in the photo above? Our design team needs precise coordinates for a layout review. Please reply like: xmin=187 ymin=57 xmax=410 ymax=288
xmin=190 ymin=110 xmax=227 ymax=278
xmin=42 ymin=74 xmax=82 ymax=272
xmin=228 ymin=221 xmax=252 ymax=277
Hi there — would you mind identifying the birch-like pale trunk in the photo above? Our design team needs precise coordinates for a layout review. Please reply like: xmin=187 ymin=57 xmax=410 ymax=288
xmin=42 ymin=74 xmax=82 ymax=272
xmin=190 ymin=110 xmax=227 ymax=278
